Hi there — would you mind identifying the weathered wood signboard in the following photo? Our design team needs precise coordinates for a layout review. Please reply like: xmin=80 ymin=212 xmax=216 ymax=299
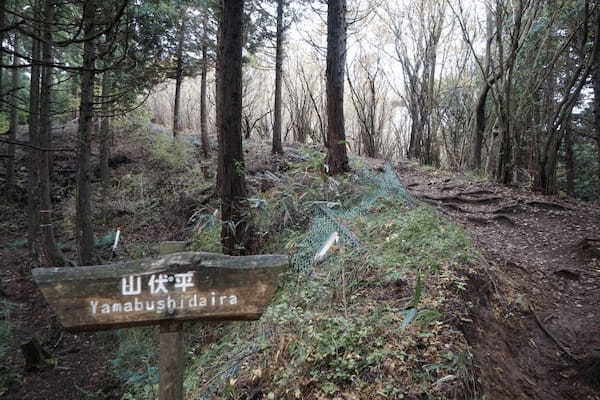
xmin=32 ymin=248 xmax=289 ymax=399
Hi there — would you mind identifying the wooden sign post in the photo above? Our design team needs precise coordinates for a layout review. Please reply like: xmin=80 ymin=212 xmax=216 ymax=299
xmin=32 ymin=249 xmax=289 ymax=400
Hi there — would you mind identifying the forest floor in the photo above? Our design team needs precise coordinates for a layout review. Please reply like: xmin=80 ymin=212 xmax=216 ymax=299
xmin=1 ymin=207 xmax=123 ymax=400
xmin=401 ymin=162 xmax=600 ymax=400
xmin=1 ymin=125 xmax=600 ymax=399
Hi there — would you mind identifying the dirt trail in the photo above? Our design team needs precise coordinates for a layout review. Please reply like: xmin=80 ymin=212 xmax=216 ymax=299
xmin=398 ymin=161 xmax=600 ymax=400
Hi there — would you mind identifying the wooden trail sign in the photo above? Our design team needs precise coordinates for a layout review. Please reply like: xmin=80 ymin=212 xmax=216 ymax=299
xmin=33 ymin=251 xmax=289 ymax=331
xmin=32 ymin=248 xmax=289 ymax=400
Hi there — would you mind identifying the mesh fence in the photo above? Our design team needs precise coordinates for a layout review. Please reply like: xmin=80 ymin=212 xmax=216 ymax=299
xmin=290 ymin=162 xmax=415 ymax=272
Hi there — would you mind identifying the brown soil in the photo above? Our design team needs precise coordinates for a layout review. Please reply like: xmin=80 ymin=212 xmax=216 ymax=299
xmin=1 ymin=206 xmax=123 ymax=400
xmin=398 ymin=161 xmax=600 ymax=400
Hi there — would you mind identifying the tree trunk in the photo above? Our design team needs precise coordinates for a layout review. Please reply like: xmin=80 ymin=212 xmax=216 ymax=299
xmin=471 ymin=83 xmax=492 ymax=170
xmin=471 ymin=6 xmax=494 ymax=170
xmin=6 ymin=34 xmax=18 ymax=197
xmin=76 ymin=0 xmax=98 ymax=266
xmin=100 ymin=71 xmax=112 ymax=200
xmin=38 ymin=0 xmax=65 ymax=267
xmin=564 ymin=116 xmax=575 ymax=197
xmin=27 ymin=1 xmax=42 ymax=256
xmin=325 ymin=0 xmax=350 ymax=175
xmin=593 ymin=28 xmax=600 ymax=184
xmin=0 ymin=0 xmax=4 ymax=120
xmin=173 ymin=11 xmax=186 ymax=139
xmin=215 ymin=1 xmax=224 ymax=191
xmin=71 ymin=73 xmax=79 ymax=120
xmin=218 ymin=0 xmax=251 ymax=255
xmin=200 ymin=7 xmax=210 ymax=159
xmin=496 ymin=123 xmax=513 ymax=185
xmin=533 ymin=139 xmax=561 ymax=195
xmin=272 ymin=0 xmax=284 ymax=155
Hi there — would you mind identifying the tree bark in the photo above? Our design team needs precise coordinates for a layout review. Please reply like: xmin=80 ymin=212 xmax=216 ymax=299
xmin=215 ymin=1 xmax=224 ymax=191
xmin=564 ymin=116 xmax=575 ymax=197
xmin=71 ymin=73 xmax=79 ymax=121
xmin=218 ymin=0 xmax=251 ymax=255
xmin=27 ymin=1 xmax=42 ymax=256
xmin=100 ymin=71 xmax=112 ymax=200
xmin=593 ymin=24 xmax=600 ymax=184
xmin=200 ymin=7 xmax=210 ymax=159
xmin=173 ymin=10 xmax=186 ymax=139
xmin=38 ymin=0 xmax=65 ymax=267
xmin=471 ymin=82 xmax=495 ymax=170
xmin=0 ymin=0 xmax=5 ymax=120
xmin=6 ymin=34 xmax=18 ymax=197
xmin=76 ymin=0 xmax=98 ymax=266
xmin=325 ymin=0 xmax=350 ymax=175
xmin=471 ymin=6 xmax=494 ymax=170
xmin=272 ymin=0 xmax=284 ymax=155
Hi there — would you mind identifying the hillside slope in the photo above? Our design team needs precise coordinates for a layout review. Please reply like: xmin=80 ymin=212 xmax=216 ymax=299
xmin=1 ymin=125 xmax=599 ymax=399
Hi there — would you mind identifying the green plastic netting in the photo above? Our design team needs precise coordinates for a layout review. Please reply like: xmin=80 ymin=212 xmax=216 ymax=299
xmin=290 ymin=162 xmax=415 ymax=272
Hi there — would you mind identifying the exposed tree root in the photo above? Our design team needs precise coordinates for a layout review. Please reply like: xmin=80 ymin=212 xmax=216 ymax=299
xmin=459 ymin=196 xmax=503 ymax=204
xmin=530 ymin=306 xmax=577 ymax=362
xmin=445 ymin=203 xmax=473 ymax=213
xmin=461 ymin=189 xmax=495 ymax=196
xmin=505 ymin=260 xmax=528 ymax=273
xmin=466 ymin=216 xmax=491 ymax=225
xmin=440 ymin=185 xmax=458 ymax=191
xmin=525 ymin=200 xmax=573 ymax=211
xmin=492 ymin=202 xmax=524 ymax=214
xmin=417 ymin=193 xmax=502 ymax=205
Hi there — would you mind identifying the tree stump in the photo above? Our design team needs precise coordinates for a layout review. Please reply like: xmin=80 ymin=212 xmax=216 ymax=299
xmin=20 ymin=338 xmax=53 ymax=371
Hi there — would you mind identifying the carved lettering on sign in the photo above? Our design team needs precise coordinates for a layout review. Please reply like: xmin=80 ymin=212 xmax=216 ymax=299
xmin=32 ymin=252 xmax=289 ymax=331
xmin=89 ymin=293 xmax=239 ymax=315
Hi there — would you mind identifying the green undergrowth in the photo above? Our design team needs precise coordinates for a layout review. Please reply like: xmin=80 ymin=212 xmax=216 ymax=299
xmin=110 ymin=146 xmax=479 ymax=400
xmin=182 ymin=200 xmax=478 ymax=398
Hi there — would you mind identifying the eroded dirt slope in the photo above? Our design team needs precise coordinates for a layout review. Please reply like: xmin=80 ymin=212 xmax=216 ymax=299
xmin=398 ymin=161 xmax=600 ymax=400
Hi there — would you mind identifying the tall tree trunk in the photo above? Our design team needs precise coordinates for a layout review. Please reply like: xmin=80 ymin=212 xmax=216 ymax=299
xmin=471 ymin=83 xmax=493 ymax=170
xmin=76 ymin=0 xmax=98 ymax=266
xmin=27 ymin=7 xmax=42 ymax=256
xmin=325 ymin=0 xmax=350 ymax=175
xmin=0 ymin=0 xmax=5 ymax=120
xmin=218 ymin=0 xmax=250 ymax=255
xmin=471 ymin=6 xmax=494 ymax=170
xmin=199 ymin=7 xmax=210 ymax=159
xmin=173 ymin=11 xmax=186 ymax=139
xmin=272 ymin=0 xmax=284 ymax=155
xmin=496 ymin=121 xmax=513 ymax=185
xmin=38 ymin=0 xmax=65 ymax=267
xmin=71 ymin=73 xmax=79 ymax=120
xmin=564 ymin=116 xmax=575 ymax=197
xmin=215 ymin=0 xmax=224 ymax=191
xmin=593 ymin=27 xmax=600 ymax=184
xmin=100 ymin=70 xmax=112 ymax=200
xmin=6 ymin=34 xmax=18 ymax=198
xmin=534 ymin=136 xmax=561 ymax=195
